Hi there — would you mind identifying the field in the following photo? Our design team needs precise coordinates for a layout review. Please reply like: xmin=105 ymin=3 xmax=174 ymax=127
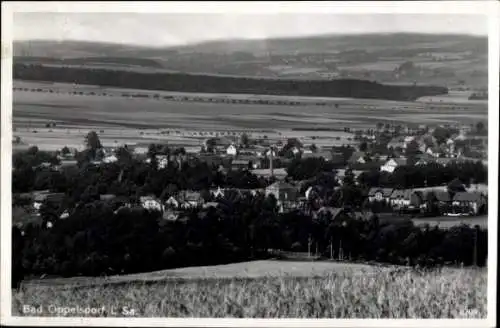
xmin=12 ymin=81 xmax=487 ymax=151
xmin=13 ymin=260 xmax=487 ymax=318
xmin=411 ymin=215 xmax=488 ymax=229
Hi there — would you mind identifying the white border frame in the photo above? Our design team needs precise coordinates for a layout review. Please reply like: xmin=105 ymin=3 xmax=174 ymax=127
xmin=1 ymin=2 xmax=498 ymax=327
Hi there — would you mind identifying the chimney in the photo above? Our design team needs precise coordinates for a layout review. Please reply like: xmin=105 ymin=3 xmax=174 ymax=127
xmin=269 ymin=146 xmax=274 ymax=178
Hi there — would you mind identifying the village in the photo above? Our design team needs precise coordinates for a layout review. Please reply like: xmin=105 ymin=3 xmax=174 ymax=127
xmin=16 ymin=119 xmax=488 ymax=231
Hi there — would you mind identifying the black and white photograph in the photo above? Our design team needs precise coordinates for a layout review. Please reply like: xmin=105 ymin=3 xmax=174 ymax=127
xmin=1 ymin=1 xmax=498 ymax=326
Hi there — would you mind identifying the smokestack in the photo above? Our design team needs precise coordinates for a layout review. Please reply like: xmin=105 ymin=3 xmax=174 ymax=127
xmin=270 ymin=146 xmax=274 ymax=178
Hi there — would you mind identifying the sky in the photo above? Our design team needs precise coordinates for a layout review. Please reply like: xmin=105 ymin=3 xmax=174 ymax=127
xmin=13 ymin=13 xmax=488 ymax=47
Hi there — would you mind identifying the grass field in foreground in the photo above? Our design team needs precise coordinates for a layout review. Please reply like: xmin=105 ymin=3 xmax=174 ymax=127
xmin=13 ymin=262 xmax=486 ymax=318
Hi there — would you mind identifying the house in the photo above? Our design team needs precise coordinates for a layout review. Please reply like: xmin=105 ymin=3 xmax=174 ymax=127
xmin=180 ymin=191 xmax=204 ymax=208
xmin=133 ymin=146 xmax=149 ymax=155
xmin=57 ymin=159 xmax=78 ymax=172
xmin=302 ymin=151 xmax=333 ymax=161
xmin=348 ymin=152 xmax=367 ymax=165
xmin=414 ymin=153 xmax=436 ymax=166
xmin=380 ymin=158 xmax=407 ymax=173
xmin=203 ymin=202 xmax=220 ymax=209
xmin=32 ymin=162 xmax=54 ymax=170
xmin=305 ymin=186 xmax=322 ymax=200
xmin=314 ymin=207 xmax=346 ymax=221
xmin=165 ymin=196 xmax=182 ymax=209
xmin=33 ymin=192 xmax=65 ymax=214
xmin=231 ymin=159 xmax=251 ymax=170
xmin=265 ymin=149 xmax=278 ymax=158
xmin=353 ymin=210 xmax=375 ymax=221
xmin=426 ymin=146 xmax=442 ymax=158
xmin=162 ymin=210 xmax=180 ymax=221
xmin=59 ymin=210 xmax=70 ymax=219
xmin=265 ymin=181 xmax=298 ymax=203
xmin=211 ymin=187 xmax=225 ymax=199
xmin=434 ymin=191 xmax=452 ymax=205
xmin=140 ymin=196 xmax=164 ymax=212
xmin=367 ymin=188 xmax=394 ymax=203
xmin=387 ymin=138 xmax=405 ymax=150
xmin=388 ymin=189 xmax=412 ymax=208
xmin=291 ymin=147 xmax=301 ymax=156
xmin=103 ymin=154 xmax=118 ymax=163
xmin=452 ymin=192 xmax=487 ymax=215
xmin=435 ymin=158 xmax=455 ymax=167
xmin=226 ymin=144 xmax=238 ymax=156
xmin=100 ymin=194 xmax=117 ymax=202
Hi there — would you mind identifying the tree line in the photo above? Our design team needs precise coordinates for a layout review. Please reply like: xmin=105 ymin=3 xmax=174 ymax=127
xmin=13 ymin=193 xmax=487 ymax=287
xmin=14 ymin=63 xmax=448 ymax=101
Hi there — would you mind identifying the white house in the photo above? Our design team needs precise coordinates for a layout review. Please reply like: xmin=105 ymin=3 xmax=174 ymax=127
xmin=367 ymin=188 xmax=394 ymax=203
xmin=388 ymin=189 xmax=412 ymax=207
xmin=103 ymin=155 xmax=118 ymax=163
xmin=226 ymin=144 xmax=238 ymax=156
xmin=165 ymin=196 xmax=182 ymax=209
xmin=380 ymin=158 xmax=407 ymax=173
xmin=140 ymin=196 xmax=164 ymax=212
xmin=426 ymin=146 xmax=442 ymax=158
xmin=211 ymin=187 xmax=225 ymax=199
xmin=157 ymin=155 xmax=169 ymax=169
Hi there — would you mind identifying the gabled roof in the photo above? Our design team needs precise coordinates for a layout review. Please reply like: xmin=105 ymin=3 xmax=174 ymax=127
xmin=183 ymin=191 xmax=202 ymax=202
xmin=389 ymin=189 xmax=412 ymax=199
xmin=386 ymin=158 xmax=407 ymax=166
xmin=453 ymin=191 xmax=484 ymax=202
xmin=232 ymin=159 xmax=251 ymax=165
xmin=267 ymin=181 xmax=295 ymax=190
xmin=317 ymin=207 xmax=344 ymax=220
xmin=347 ymin=151 xmax=366 ymax=164
xmin=434 ymin=191 xmax=451 ymax=202
xmin=34 ymin=192 xmax=65 ymax=203
xmin=435 ymin=158 xmax=455 ymax=166
xmin=100 ymin=194 xmax=116 ymax=201
xmin=368 ymin=188 xmax=394 ymax=197
xmin=140 ymin=195 xmax=159 ymax=202
xmin=302 ymin=152 xmax=333 ymax=160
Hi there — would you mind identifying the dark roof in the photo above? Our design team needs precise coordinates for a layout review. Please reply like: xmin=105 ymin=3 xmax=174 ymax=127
xmin=348 ymin=151 xmax=366 ymax=163
xmin=389 ymin=189 xmax=412 ymax=199
xmin=183 ymin=191 xmax=202 ymax=202
xmin=453 ymin=192 xmax=484 ymax=202
xmin=434 ymin=191 xmax=451 ymax=202
xmin=317 ymin=207 xmax=344 ymax=220
xmin=34 ymin=192 xmax=65 ymax=203
xmin=387 ymin=158 xmax=407 ymax=166
xmin=302 ymin=152 xmax=333 ymax=160
xmin=232 ymin=159 xmax=251 ymax=165
xmin=368 ymin=188 xmax=394 ymax=197
xmin=267 ymin=181 xmax=295 ymax=190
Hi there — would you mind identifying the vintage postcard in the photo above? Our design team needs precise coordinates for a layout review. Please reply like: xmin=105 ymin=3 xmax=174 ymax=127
xmin=1 ymin=1 xmax=498 ymax=327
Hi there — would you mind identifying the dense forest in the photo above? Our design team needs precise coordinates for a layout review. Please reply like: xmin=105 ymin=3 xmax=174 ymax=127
xmin=13 ymin=63 xmax=448 ymax=101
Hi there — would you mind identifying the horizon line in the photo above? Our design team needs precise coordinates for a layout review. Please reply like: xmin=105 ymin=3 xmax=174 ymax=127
xmin=13 ymin=31 xmax=488 ymax=49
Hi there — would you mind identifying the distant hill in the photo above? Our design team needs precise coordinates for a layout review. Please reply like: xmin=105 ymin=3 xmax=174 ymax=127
xmin=13 ymin=33 xmax=487 ymax=88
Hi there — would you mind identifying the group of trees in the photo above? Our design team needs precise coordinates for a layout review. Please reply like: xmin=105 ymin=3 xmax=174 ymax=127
xmin=13 ymin=191 xmax=487 ymax=284
xmin=14 ymin=63 xmax=448 ymax=101
xmin=357 ymin=161 xmax=487 ymax=189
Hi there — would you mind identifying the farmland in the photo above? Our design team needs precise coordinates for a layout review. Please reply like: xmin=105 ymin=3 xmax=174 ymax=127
xmin=12 ymin=81 xmax=487 ymax=151
xmin=13 ymin=260 xmax=487 ymax=318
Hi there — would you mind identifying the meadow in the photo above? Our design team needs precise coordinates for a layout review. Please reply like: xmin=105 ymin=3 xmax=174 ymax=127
xmin=13 ymin=261 xmax=487 ymax=318
xmin=12 ymin=81 xmax=487 ymax=151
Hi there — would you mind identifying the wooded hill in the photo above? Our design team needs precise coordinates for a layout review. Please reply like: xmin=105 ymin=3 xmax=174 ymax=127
xmin=14 ymin=63 xmax=448 ymax=101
